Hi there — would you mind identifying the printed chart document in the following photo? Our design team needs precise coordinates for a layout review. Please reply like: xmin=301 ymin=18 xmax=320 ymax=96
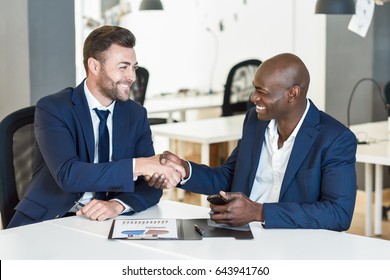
xmin=108 ymin=218 xmax=179 ymax=240
xmin=108 ymin=218 xmax=253 ymax=240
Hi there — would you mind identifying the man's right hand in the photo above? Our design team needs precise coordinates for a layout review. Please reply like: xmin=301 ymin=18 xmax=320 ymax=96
xmin=145 ymin=151 xmax=189 ymax=189
xmin=144 ymin=173 xmax=169 ymax=189
xmin=160 ymin=151 xmax=190 ymax=178
xmin=134 ymin=154 xmax=186 ymax=189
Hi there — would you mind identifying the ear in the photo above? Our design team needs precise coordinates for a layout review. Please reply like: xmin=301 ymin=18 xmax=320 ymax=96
xmin=288 ymin=85 xmax=301 ymax=103
xmin=87 ymin=57 xmax=100 ymax=76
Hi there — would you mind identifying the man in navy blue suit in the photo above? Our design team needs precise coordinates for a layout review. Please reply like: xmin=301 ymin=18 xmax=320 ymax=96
xmin=148 ymin=53 xmax=357 ymax=231
xmin=8 ymin=26 xmax=185 ymax=228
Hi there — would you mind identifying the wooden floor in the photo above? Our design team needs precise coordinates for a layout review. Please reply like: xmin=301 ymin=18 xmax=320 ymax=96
xmin=162 ymin=189 xmax=390 ymax=241
xmin=346 ymin=189 xmax=390 ymax=240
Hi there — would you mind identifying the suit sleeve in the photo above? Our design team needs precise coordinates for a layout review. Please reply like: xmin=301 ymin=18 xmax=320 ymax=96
xmin=179 ymin=147 xmax=238 ymax=195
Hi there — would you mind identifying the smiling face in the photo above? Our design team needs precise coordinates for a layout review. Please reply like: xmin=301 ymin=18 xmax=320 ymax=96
xmin=95 ymin=44 xmax=138 ymax=103
xmin=250 ymin=65 xmax=292 ymax=121
xmin=249 ymin=53 xmax=310 ymax=123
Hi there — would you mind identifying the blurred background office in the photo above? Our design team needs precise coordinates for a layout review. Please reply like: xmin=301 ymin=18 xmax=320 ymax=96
xmin=1 ymin=0 xmax=389 ymax=123
xmin=1 ymin=0 xmax=389 ymax=124
xmin=1 ymin=0 xmax=390 ymax=236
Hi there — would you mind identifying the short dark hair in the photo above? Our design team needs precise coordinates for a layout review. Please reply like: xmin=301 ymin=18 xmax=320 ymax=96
xmin=83 ymin=25 xmax=136 ymax=74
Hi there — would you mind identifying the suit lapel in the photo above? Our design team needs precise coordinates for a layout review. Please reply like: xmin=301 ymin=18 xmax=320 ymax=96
xmin=72 ymin=81 xmax=95 ymax=163
xmin=279 ymin=100 xmax=321 ymax=199
xmin=111 ymin=102 xmax=129 ymax=160
xmin=247 ymin=120 xmax=267 ymax=194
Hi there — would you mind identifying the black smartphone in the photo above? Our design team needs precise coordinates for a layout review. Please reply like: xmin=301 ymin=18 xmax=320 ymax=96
xmin=207 ymin=194 xmax=231 ymax=205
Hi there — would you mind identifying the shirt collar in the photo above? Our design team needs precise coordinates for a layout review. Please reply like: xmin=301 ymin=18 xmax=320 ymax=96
xmin=267 ymin=99 xmax=310 ymax=140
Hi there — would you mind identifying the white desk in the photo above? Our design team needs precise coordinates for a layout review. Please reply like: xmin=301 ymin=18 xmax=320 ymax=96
xmin=1 ymin=200 xmax=390 ymax=260
xmin=144 ymin=92 xmax=223 ymax=122
xmin=350 ymin=121 xmax=389 ymax=237
xmin=151 ymin=114 xmax=245 ymax=165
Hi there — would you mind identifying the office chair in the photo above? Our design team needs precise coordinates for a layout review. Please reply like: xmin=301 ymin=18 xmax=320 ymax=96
xmin=385 ymin=80 xmax=390 ymax=116
xmin=130 ymin=66 xmax=149 ymax=106
xmin=383 ymin=80 xmax=390 ymax=220
xmin=130 ymin=66 xmax=168 ymax=125
xmin=0 ymin=106 xmax=36 ymax=228
xmin=222 ymin=59 xmax=262 ymax=116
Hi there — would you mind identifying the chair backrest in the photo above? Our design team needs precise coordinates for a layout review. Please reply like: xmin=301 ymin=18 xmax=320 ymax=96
xmin=385 ymin=80 xmax=390 ymax=116
xmin=222 ymin=59 xmax=262 ymax=116
xmin=130 ymin=66 xmax=168 ymax=125
xmin=130 ymin=66 xmax=149 ymax=105
xmin=0 ymin=106 xmax=36 ymax=228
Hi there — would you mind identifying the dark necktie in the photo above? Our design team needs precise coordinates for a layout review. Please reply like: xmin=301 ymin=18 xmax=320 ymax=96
xmin=94 ymin=108 xmax=110 ymax=200
xmin=94 ymin=108 xmax=110 ymax=163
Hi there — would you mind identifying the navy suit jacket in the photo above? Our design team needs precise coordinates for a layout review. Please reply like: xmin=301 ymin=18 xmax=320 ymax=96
xmin=8 ymin=81 xmax=162 ymax=228
xmin=181 ymin=100 xmax=357 ymax=231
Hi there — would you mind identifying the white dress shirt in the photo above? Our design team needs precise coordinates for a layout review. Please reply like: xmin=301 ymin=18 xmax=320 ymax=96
xmin=249 ymin=100 xmax=310 ymax=203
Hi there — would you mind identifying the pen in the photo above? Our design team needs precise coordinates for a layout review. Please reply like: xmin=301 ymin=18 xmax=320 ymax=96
xmin=74 ymin=201 xmax=85 ymax=207
xmin=194 ymin=224 xmax=205 ymax=237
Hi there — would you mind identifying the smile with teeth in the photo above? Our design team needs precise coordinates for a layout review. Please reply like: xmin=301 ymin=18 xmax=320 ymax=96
xmin=119 ymin=84 xmax=130 ymax=88
xmin=256 ymin=105 xmax=266 ymax=110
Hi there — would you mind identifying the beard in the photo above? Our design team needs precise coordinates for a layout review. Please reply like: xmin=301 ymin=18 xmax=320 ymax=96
xmin=96 ymin=67 xmax=132 ymax=102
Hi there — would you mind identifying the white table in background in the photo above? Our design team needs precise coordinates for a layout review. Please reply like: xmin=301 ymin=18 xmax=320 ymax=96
xmin=1 ymin=200 xmax=390 ymax=260
xmin=350 ymin=121 xmax=389 ymax=237
xmin=151 ymin=114 xmax=245 ymax=165
xmin=144 ymin=92 xmax=223 ymax=122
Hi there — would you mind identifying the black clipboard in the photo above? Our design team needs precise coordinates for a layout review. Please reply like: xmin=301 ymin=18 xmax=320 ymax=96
xmin=181 ymin=218 xmax=253 ymax=240
xmin=108 ymin=218 xmax=253 ymax=240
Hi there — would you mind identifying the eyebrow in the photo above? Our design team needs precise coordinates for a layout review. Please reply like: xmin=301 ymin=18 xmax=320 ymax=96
xmin=118 ymin=61 xmax=139 ymax=68
xmin=252 ymin=82 xmax=263 ymax=90
xmin=252 ymin=83 xmax=270 ymax=94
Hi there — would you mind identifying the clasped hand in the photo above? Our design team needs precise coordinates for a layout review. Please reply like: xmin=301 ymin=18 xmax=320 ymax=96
xmin=144 ymin=151 xmax=188 ymax=189
xmin=137 ymin=153 xmax=186 ymax=189
xmin=144 ymin=152 xmax=265 ymax=226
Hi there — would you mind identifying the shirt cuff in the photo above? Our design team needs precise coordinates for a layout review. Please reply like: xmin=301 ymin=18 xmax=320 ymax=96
xmin=180 ymin=160 xmax=192 ymax=185
xmin=132 ymin=158 xmax=138 ymax=181
xmin=110 ymin=198 xmax=134 ymax=214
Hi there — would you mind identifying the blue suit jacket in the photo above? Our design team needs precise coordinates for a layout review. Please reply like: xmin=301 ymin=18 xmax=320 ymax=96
xmin=8 ymin=81 xmax=162 ymax=228
xmin=181 ymin=100 xmax=357 ymax=231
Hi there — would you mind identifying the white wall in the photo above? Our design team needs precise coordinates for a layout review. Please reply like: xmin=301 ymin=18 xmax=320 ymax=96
xmin=0 ymin=0 xmax=326 ymax=120
xmin=120 ymin=0 xmax=296 ymax=95
xmin=78 ymin=0 xmax=326 ymax=110
xmin=75 ymin=0 xmax=102 ymax=84
xmin=294 ymin=0 xmax=326 ymax=110
xmin=1 ymin=0 xmax=29 ymax=229
xmin=0 ymin=0 xmax=31 ymax=120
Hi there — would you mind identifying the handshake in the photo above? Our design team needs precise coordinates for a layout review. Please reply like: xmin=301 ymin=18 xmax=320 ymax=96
xmin=135 ymin=151 xmax=189 ymax=189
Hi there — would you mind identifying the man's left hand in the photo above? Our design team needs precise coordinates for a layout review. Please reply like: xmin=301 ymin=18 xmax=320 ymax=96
xmin=76 ymin=199 xmax=124 ymax=221
xmin=209 ymin=191 xmax=264 ymax=226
